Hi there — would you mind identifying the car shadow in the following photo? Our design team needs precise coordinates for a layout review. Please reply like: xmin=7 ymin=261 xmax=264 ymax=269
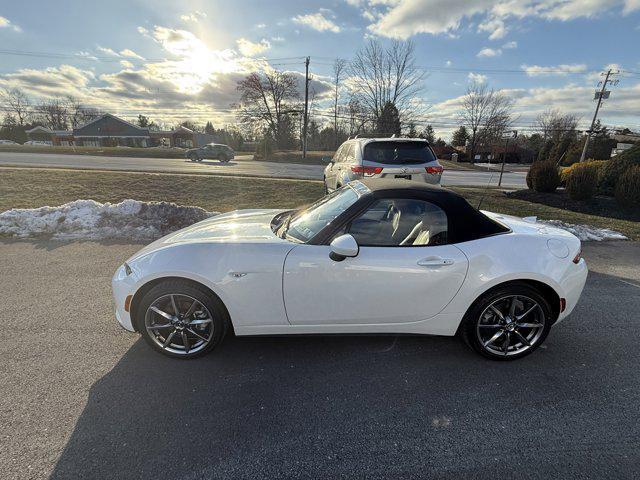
xmin=184 ymin=159 xmax=238 ymax=167
xmin=49 ymin=279 xmax=633 ymax=480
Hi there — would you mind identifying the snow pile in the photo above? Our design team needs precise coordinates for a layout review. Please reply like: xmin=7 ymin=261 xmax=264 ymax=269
xmin=0 ymin=199 xmax=218 ymax=241
xmin=537 ymin=219 xmax=627 ymax=242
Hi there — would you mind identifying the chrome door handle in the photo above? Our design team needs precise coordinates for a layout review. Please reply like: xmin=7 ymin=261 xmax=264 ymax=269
xmin=417 ymin=257 xmax=454 ymax=267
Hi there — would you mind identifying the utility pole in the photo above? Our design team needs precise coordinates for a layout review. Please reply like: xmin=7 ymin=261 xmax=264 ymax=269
xmin=302 ymin=56 xmax=310 ymax=159
xmin=579 ymin=69 xmax=615 ymax=162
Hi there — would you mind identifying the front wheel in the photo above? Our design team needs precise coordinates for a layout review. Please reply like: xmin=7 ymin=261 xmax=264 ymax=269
xmin=135 ymin=280 xmax=230 ymax=359
xmin=459 ymin=284 xmax=553 ymax=360
xmin=219 ymin=154 xmax=230 ymax=163
xmin=189 ymin=154 xmax=199 ymax=162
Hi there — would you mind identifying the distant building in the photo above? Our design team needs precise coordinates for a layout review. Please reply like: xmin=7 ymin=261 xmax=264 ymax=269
xmin=611 ymin=143 xmax=635 ymax=157
xmin=24 ymin=113 xmax=216 ymax=148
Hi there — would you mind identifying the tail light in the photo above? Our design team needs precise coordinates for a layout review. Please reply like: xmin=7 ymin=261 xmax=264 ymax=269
xmin=351 ymin=166 xmax=383 ymax=176
xmin=572 ymin=247 xmax=582 ymax=264
xmin=426 ymin=166 xmax=444 ymax=174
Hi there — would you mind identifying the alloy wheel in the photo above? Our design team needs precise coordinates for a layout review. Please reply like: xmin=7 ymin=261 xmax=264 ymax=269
xmin=476 ymin=295 xmax=546 ymax=357
xmin=144 ymin=294 xmax=214 ymax=356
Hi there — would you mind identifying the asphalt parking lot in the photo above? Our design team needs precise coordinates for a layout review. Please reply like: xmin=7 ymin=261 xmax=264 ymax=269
xmin=1 ymin=239 xmax=639 ymax=479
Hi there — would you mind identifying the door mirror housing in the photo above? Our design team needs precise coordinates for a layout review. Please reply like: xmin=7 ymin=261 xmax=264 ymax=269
xmin=322 ymin=156 xmax=334 ymax=164
xmin=329 ymin=234 xmax=359 ymax=261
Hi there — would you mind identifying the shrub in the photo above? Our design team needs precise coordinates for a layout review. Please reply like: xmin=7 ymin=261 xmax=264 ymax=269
xmin=527 ymin=160 xmax=561 ymax=193
xmin=254 ymin=135 xmax=274 ymax=160
xmin=599 ymin=145 xmax=640 ymax=196
xmin=560 ymin=159 xmax=607 ymax=186
xmin=566 ymin=163 xmax=599 ymax=200
xmin=615 ymin=166 xmax=640 ymax=210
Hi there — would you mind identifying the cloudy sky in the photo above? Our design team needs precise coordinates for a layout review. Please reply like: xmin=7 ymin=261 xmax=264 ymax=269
xmin=1 ymin=0 xmax=639 ymax=137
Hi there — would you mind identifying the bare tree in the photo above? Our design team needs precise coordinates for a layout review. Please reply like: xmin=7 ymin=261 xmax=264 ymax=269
xmin=36 ymin=99 xmax=69 ymax=130
xmin=1 ymin=88 xmax=31 ymax=126
xmin=345 ymin=98 xmax=368 ymax=136
xmin=332 ymin=58 xmax=347 ymax=147
xmin=534 ymin=109 xmax=578 ymax=139
xmin=236 ymin=70 xmax=300 ymax=147
xmin=459 ymin=82 xmax=514 ymax=162
xmin=349 ymin=39 xmax=425 ymax=124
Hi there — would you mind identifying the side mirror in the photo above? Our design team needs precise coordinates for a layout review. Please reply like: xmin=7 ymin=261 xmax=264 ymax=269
xmin=322 ymin=156 xmax=333 ymax=164
xmin=329 ymin=234 xmax=359 ymax=261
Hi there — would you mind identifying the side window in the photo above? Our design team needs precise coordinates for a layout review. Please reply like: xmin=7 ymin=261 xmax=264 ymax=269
xmin=344 ymin=143 xmax=355 ymax=163
xmin=347 ymin=199 xmax=448 ymax=247
xmin=333 ymin=145 xmax=344 ymax=163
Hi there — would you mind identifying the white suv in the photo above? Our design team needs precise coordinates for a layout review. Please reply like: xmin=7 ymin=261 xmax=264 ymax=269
xmin=323 ymin=137 xmax=443 ymax=192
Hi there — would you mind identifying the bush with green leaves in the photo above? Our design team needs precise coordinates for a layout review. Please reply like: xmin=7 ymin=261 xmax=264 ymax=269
xmin=566 ymin=163 xmax=599 ymax=200
xmin=615 ymin=165 xmax=640 ymax=210
xmin=526 ymin=160 xmax=561 ymax=193
xmin=598 ymin=145 xmax=640 ymax=196
xmin=560 ymin=159 xmax=607 ymax=186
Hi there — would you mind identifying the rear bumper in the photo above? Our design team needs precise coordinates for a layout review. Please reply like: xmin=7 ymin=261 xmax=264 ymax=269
xmin=555 ymin=258 xmax=588 ymax=324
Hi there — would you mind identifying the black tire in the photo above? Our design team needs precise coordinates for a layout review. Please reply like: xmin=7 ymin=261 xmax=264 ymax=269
xmin=189 ymin=153 xmax=199 ymax=162
xmin=459 ymin=283 xmax=553 ymax=361
xmin=135 ymin=279 xmax=230 ymax=359
xmin=219 ymin=154 xmax=230 ymax=163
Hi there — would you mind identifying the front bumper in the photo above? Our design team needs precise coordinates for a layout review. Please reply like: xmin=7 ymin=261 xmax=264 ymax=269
xmin=112 ymin=264 xmax=137 ymax=332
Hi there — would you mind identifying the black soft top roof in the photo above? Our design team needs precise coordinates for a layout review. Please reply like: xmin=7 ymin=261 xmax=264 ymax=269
xmin=355 ymin=179 xmax=510 ymax=243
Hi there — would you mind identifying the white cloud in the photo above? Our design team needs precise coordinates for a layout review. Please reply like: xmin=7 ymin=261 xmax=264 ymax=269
xmin=76 ymin=51 xmax=98 ymax=61
xmin=119 ymin=49 xmax=145 ymax=60
xmin=468 ymin=72 xmax=488 ymax=83
xmin=180 ymin=11 xmax=207 ymax=22
xmin=478 ymin=16 xmax=507 ymax=40
xmin=255 ymin=23 xmax=266 ymax=29
xmin=97 ymin=46 xmax=120 ymax=57
xmin=362 ymin=0 xmax=640 ymax=39
xmin=271 ymin=36 xmax=285 ymax=42
xmin=503 ymin=40 xmax=517 ymax=49
xmin=236 ymin=38 xmax=271 ymax=56
xmin=446 ymin=60 xmax=452 ymax=66
xmin=293 ymin=11 xmax=341 ymax=33
xmin=521 ymin=63 xmax=588 ymax=76
xmin=120 ymin=60 xmax=134 ymax=68
xmin=477 ymin=47 xmax=501 ymax=57
xmin=0 ymin=16 xmax=21 ymax=32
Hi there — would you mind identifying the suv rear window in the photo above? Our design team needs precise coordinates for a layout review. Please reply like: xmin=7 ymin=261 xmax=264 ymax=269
xmin=363 ymin=141 xmax=436 ymax=165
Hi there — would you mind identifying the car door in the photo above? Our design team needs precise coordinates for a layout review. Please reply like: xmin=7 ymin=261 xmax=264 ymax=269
xmin=325 ymin=145 xmax=343 ymax=190
xmin=283 ymin=198 xmax=468 ymax=325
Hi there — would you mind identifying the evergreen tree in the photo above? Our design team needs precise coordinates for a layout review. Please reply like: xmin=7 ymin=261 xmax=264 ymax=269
xmin=376 ymin=101 xmax=401 ymax=136
xmin=420 ymin=124 xmax=436 ymax=143
xmin=451 ymin=126 xmax=469 ymax=147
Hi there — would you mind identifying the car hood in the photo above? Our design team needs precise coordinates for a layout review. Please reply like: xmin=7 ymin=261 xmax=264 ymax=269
xmin=128 ymin=209 xmax=289 ymax=261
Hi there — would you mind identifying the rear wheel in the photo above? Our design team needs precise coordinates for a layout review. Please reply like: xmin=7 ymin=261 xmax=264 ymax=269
xmin=460 ymin=284 xmax=552 ymax=360
xmin=189 ymin=153 xmax=199 ymax=162
xmin=219 ymin=154 xmax=230 ymax=163
xmin=135 ymin=280 xmax=229 ymax=359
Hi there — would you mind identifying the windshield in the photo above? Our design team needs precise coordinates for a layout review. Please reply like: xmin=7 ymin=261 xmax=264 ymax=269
xmin=285 ymin=186 xmax=360 ymax=242
xmin=363 ymin=141 xmax=436 ymax=165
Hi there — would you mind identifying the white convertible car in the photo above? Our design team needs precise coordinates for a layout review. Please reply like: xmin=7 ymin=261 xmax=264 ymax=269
xmin=113 ymin=180 xmax=588 ymax=361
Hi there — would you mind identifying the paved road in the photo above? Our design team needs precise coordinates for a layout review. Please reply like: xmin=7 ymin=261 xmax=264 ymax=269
xmin=0 ymin=151 xmax=528 ymax=188
xmin=1 ymin=239 xmax=639 ymax=479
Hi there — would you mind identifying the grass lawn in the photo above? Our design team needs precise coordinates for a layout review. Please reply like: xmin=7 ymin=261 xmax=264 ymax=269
xmin=1 ymin=167 xmax=638 ymax=239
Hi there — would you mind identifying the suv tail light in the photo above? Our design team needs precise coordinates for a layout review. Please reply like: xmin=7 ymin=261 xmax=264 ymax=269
xmin=426 ymin=166 xmax=444 ymax=174
xmin=352 ymin=166 xmax=383 ymax=176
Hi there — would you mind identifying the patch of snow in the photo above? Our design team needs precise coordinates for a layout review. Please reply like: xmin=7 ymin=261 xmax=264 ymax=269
xmin=0 ymin=199 xmax=219 ymax=241
xmin=536 ymin=218 xmax=627 ymax=242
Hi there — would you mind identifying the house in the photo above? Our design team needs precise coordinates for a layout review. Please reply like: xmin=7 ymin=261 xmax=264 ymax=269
xmin=73 ymin=114 xmax=150 ymax=147
xmin=25 ymin=126 xmax=73 ymax=146
xmin=149 ymin=126 xmax=216 ymax=148
xmin=23 ymin=113 xmax=217 ymax=148
xmin=456 ymin=144 xmax=534 ymax=164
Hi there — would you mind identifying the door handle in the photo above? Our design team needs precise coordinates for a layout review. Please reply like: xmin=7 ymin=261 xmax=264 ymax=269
xmin=417 ymin=257 xmax=454 ymax=267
